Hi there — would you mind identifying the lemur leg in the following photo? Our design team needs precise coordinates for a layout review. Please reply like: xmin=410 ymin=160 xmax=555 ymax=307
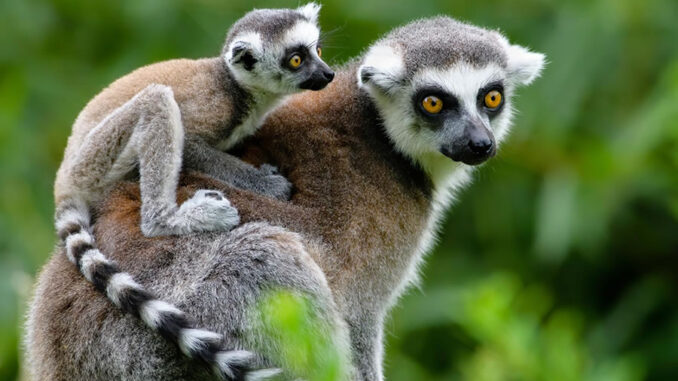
xmin=183 ymin=135 xmax=292 ymax=201
xmin=70 ymin=84 xmax=239 ymax=237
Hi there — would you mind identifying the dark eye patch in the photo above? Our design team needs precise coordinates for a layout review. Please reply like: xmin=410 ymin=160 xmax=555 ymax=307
xmin=281 ymin=44 xmax=311 ymax=69
xmin=477 ymin=81 xmax=505 ymax=116
xmin=413 ymin=87 xmax=460 ymax=119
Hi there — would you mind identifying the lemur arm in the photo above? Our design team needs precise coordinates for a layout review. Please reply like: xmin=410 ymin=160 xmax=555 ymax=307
xmin=65 ymin=84 xmax=239 ymax=237
xmin=183 ymin=135 xmax=292 ymax=201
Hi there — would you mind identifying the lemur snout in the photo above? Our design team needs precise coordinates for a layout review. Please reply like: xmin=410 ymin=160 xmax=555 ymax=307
xmin=467 ymin=130 xmax=493 ymax=155
xmin=468 ymin=138 xmax=493 ymax=154
xmin=300 ymin=62 xmax=335 ymax=90
xmin=322 ymin=70 xmax=335 ymax=82
xmin=441 ymin=121 xmax=496 ymax=166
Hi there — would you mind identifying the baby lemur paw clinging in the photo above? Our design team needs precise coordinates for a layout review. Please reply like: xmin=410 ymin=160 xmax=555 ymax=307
xmin=257 ymin=164 xmax=293 ymax=201
xmin=141 ymin=190 xmax=240 ymax=237
xmin=174 ymin=189 xmax=241 ymax=232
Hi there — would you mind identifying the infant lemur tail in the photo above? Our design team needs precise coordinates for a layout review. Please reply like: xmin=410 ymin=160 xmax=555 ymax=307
xmin=55 ymin=198 xmax=280 ymax=381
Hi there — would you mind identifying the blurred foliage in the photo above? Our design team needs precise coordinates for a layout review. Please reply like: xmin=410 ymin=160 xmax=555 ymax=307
xmin=0 ymin=0 xmax=677 ymax=380
xmin=253 ymin=290 xmax=349 ymax=381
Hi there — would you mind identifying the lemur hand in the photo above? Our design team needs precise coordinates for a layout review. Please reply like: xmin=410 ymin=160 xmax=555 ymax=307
xmin=256 ymin=164 xmax=293 ymax=201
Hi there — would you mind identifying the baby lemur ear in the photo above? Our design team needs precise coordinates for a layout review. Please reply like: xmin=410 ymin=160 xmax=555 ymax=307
xmin=357 ymin=45 xmax=405 ymax=95
xmin=505 ymin=44 xmax=545 ymax=86
xmin=227 ymin=40 xmax=259 ymax=71
xmin=297 ymin=2 xmax=321 ymax=24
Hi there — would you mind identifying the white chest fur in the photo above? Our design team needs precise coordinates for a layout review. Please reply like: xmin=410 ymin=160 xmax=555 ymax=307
xmin=216 ymin=93 xmax=285 ymax=151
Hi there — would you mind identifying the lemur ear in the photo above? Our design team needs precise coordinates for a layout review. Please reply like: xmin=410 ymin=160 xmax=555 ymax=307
xmin=358 ymin=66 xmax=401 ymax=94
xmin=358 ymin=45 xmax=405 ymax=95
xmin=227 ymin=40 xmax=258 ymax=71
xmin=506 ymin=44 xmax=545 ymax=86
xmin=297 ymin=3 xmax=321 ymax=24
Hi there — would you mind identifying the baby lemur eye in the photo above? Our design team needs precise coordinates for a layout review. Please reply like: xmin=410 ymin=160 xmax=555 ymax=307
xmin=288 ymin=54 xmax=303 ymax=69
xmin=484 ymin=90 xmax=503 ymax=109
xmin=421 ymin=95 xmax=443 ymax=114
xmin=316 ymin=47 xmax=322 ymax=57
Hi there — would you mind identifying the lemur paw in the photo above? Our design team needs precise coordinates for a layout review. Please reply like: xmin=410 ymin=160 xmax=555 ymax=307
xmin=257 ymin=164 xmax=292 ymax=201
xmin=258 ymin=163 xmax=280 ymax=176
xmin=173 ymin=190 xmax=240 ymax=233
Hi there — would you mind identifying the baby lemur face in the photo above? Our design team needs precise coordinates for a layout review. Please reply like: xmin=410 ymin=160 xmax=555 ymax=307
xmin=358 ymin=17 xmax=545 ymax=169
xmin=223 ymin=3 xmax=334 ymax=94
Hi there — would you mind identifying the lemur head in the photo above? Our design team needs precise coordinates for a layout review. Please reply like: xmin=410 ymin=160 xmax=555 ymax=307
xmin=223 ymin=3 xmax=334 ymax=94
xmin=358 ymin=17 xmax=545 ymax=172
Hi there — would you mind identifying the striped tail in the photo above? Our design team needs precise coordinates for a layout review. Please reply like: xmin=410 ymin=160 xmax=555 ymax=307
xmin=55 ymin=199 xmax=280 ymax=381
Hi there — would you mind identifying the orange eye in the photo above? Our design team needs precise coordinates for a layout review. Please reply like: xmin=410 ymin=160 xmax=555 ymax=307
xmin=289 ymin=54 xmax=302 ymax=68
xmin=484 ymin=90 xmax=502 ymax=109
xmin=316 ymin=47 xmax=322 ymax=57
xmin=421 ymin=95 xmax=443 ymax=114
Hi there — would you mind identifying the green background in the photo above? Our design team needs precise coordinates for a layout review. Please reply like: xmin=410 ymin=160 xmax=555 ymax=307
xmin=1 ymin=0 xmax=677 ymax=380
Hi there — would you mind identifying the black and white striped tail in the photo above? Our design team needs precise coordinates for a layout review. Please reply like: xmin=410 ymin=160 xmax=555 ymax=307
xmin=55 ymin=199 xmax=280 ymax=381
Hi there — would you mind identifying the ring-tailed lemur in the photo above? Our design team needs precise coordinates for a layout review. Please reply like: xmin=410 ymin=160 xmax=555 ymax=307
xmin=28 ymin=16 xmax=544 ymax=380
xmin=51 ymin=3 xmax=333 ymax=380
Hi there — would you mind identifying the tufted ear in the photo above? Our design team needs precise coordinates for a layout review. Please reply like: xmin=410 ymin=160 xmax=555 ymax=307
xmin=228 ymin=41 xmax=257 ymax=70
xmin=506 ymin=44 xmax=545 ymax=86
xmin=357 ymin=45 xmax=405 ymax=95
xmin=357 ymin=66 xmax=401 ymax=94
xmin=225 ymin=33 xmax=262 ymax=71
xmin=297 ymin=2 xmax=321 ymax=24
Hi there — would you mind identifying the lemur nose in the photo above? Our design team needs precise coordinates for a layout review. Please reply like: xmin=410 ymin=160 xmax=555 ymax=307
xmin=468 ymin=138 xmax=493 ymax=154
xmin=323 ymin=70 xmax=335 ymax=82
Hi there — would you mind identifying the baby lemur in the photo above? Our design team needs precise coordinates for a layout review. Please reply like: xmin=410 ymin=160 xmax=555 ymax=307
xmin=52 ymin=3 xmax=332 ymax=380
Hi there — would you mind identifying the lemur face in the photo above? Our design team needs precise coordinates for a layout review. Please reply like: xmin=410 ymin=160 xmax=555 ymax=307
xmin=358 ymin=17 xmax=545 ymax=168
xmin=224 ymin=3 xmax=334 ymax=94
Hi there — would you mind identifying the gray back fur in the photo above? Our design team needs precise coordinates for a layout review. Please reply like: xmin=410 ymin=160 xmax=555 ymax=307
xmin=27 ymin=222 xmax=352 ymax=380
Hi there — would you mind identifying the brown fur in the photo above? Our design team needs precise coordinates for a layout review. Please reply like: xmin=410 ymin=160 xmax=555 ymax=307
xmin=54 ymin=58 xmax=248 ymax=204
xmin=78 ymin=58 xmax=242 ymax=144
xmin=191 ymin=64 xmax=432 ymax=299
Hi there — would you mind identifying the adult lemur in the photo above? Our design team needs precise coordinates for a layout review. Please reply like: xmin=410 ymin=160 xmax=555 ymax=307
xmin=28 ymin=16 xmax=544 ymax=381
xmin=50 ymin=4 xmax=333 ymax=379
